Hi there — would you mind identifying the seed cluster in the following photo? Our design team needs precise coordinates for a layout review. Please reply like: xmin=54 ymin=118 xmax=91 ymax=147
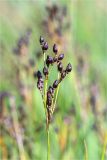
xmin=35 ymin=36 xmax=72 ymax=125
xmin=13 ymin=29 xmax=32 ymax=56
xmin=42 ymin=4 xmax=70 ymax=37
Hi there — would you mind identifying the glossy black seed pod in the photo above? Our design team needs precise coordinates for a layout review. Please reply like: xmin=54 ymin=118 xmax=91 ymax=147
xmin=53 ymin=80 xmax=59 ymax=88
xmin=39 ymin=36 xmax=45 ymax=45
xmin=37 ymin=78 xmax=43 ymax=90
xmin=46 ymin=55 xmax=53 ymax=66
xmin=43 ymin=66 xmax=48 ymax=76
xmin=47 ymin=91 xmax=51 ymax=98
xmin=66 ymin=63 xmax=72 ymax=73
xmin=42 ymin=41 xmax=48 ymax=51
xmin=37 ymin=71 xmax=42 ymax=79
xmin=57 ymin=62 xmax=63 ymax=72
xmin=58 ymin=54 xmax=64 ymax=61
xmin=48 ymin=86 xmax=54 ymax=94
xmin=37 ymin=83 xmax=43 ymax=90
xmin=47 ymin=91 xmax=52 ymax=106
xmin=53 ymin=44 xmax=58 ymax=54
xmin=39 ymin=78 xmax=43 ymax=83
xmin=61 ymin=70 xmax=66 ymax=79
xmin=47 ymin=98 xmax=52 ymax=106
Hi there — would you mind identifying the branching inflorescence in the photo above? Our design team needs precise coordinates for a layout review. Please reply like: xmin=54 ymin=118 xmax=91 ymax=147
xmin=35 ymin=36 xmax=72 ymax=159
xmin=36 ymin=36 xmax=72 ymax=128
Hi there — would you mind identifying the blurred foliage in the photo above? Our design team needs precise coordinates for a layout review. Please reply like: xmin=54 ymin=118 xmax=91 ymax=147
xmin=0 ymin=0 xmax=107 ymax=160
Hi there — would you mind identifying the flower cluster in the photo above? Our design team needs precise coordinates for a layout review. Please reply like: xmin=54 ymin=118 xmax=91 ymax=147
xmin=35 ymin=36 xmax=72 ymax=125
xmin=42 ymin=4 xmax=70 ymax=37
xmin=13 ymin=29 xmax=32 ymax=56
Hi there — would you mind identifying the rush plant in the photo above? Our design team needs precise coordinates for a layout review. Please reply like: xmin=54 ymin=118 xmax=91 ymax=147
xmin=35 ymin=36 xmax=72 ymax=160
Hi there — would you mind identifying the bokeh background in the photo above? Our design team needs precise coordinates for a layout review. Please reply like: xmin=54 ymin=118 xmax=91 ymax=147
xmin=0 ymin=0 xmax=107 ymax=160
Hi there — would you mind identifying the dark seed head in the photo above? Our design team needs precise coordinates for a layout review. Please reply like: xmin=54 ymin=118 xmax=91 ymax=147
xmin=57 ymin=62 xmax=63 ymax=72
xmin=53 ymin=80 xmax=59 ymax=88
xmin=39 ymin=36 xmax=44 ymax=45
xmin=37 ymin=82 xmax=40 ymax=90
xmin=47 ymin=91 xmax=51 ymax=98
xmin=37 ymin=70 xmax=42 ymax=79
xmin=47 ymin=91 xmax=52 ymax=106
xmin=42 ymin=41 xmax=48 ymax=51
xmin=37 ymin=78 xmax=43 ymax=90
xmin=53 ymin=44 xmax=58 ymax=54
xmin=58 ymin=54 xmax=64 ymax=61
xmin=46 ymin=55 xmax=53 ymax=66
xmin=47 ymin=98 xmax=52 ymax=106
xmin=39 ymin=78 xmax=43 ymax=83
xmin=43 ymin=66 xmax=48 ymax=76
xmin=61 ymin=70 xmax=66 ymax=79
xmin=66 ymin=63 xmax=72 ymax=73
xmin=48 ymin=86 xmax=54 ymax=94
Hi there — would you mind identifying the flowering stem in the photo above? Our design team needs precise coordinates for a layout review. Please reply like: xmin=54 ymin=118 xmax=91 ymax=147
xmin=44 ymin=79 xmax=47 ymax=114
xmin=47 ymin=127 xmax=50 ymax=160
xmin=44 ymin=78 xmax=50 ymax=160
xmin=37 ymin=37 xmax=72 ymax=160
xmin=43 ymin=51 xmax=50 ymax=159
xmin=52 ymin=73 xmax=60 ymax=113
xmin=43 ymin=52 xmax=47 ymax=116
xmin=84 ymin=140 xmax=88 ymax=160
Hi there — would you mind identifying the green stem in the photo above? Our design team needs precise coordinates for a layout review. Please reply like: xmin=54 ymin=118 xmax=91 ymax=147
xmin=52 ymin=73 xmax=60 ymax=113
xmin=43 ymin=52 xmax=50 ymax=160
xmin=84 ymin=140 xmax=88 ymax=160
xmin=43 ymin=52 xmax=47 ymax=117
xmin=47 ymin=127 xmax=50 ymax=160
xmin=52 ymin=84 xmax=60 ymax=113
xmin=44 ymin=78 xmax=48 ymax=115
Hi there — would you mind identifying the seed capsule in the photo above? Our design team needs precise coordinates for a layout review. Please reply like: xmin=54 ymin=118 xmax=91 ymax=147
xmin=37 ymin=70 xmax=42 ymax=79
xmin=46 ymin=55 xmax=53 ymax=66
xmin=48 ymin=86 xmax=54 ymax=95
xmin=43 ymin=66 xmax=48 ymax=76
xmin=47 ymin=91 xmax=51 ymax=98
xmin=47 ymin=99 xmax=52 ymax=106
xmin=57 ymin=62 xmax=63 ymax=72
xmin=61 ymin=70 xmax=66 ymax=79
xmin=58 ymin=54 xmax=64 ymax=61
xmin=39 ymin=78 xmax=43 ymax=83
xmin=42 ymin=41 xmax=48 ymax=51
xmin=53 ymin=44 xmax=58 ymax=54
xmin=39 ymin=36 xmax=44 ymax=45
xmin=53 ymin=80 xmax=59 ymax=88
xmin=66 ymin=63 xmax=72 ymax=73
xmin=47 ymin=91 xmax=52 ymax=106
xmin=37 ymin=78 xmax=43 ymax=90
xmin=49 ymin=86 xmax=53 ymax=93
